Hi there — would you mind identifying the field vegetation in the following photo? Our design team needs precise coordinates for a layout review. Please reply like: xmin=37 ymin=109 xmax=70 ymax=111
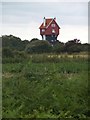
xmin=2 ymin=53 xmax=89 ymax=118
xmin=1 ymin=35 xmax=90 ymax=119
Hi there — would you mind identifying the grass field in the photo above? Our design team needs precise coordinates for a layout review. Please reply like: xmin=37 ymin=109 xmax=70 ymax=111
xmin=2 ymin=54 xmax=89 ymax=118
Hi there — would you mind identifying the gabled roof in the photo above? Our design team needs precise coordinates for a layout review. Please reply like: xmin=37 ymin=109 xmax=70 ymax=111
xmin=39 ymin=18 xmax=60 ymax=29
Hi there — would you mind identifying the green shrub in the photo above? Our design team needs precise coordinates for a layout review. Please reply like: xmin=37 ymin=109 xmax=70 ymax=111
xmin=2 ymin=48 xmax=14 ymax=58
xmin=25 ymin=40 xmax=52 ymax=53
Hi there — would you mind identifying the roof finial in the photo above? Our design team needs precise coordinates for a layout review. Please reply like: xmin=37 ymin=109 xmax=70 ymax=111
xmin=54 ymin=17 xmax=56 ymax=20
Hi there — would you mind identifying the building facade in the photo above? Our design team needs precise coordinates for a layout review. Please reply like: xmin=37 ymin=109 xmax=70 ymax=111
xmin=39 ymin=17 xmax=60 ymax=43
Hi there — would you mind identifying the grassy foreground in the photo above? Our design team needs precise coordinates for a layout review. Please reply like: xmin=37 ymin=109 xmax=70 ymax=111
xmin=2 ymin=54 xmax=89 ymax=118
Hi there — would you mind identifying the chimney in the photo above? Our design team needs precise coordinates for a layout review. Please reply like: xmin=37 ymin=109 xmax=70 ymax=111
xmin=54 ymin=17 xmax=56 ymax=21
xmin=43 ymin=17 xmax=46 ymax=27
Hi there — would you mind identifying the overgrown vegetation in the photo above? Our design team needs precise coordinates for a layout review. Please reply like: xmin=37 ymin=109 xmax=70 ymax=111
xmin=1 ymin=35 xmax=90 ymax=118
xmin=2 ymin=35 xmax=90 ymax=54
xmin=2 ymin=54 xmax=89 ymax=118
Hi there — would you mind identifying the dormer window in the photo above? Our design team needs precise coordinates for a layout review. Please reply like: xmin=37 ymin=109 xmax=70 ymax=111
xmin=42 ymin=29 xmax=45 ymax=32
xmin=52 ymin=29 xmax=55 ymax=33
xmin=51 ymin=24 xmax=55 ymax=27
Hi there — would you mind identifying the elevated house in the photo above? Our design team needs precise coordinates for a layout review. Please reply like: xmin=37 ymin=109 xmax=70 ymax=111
xmin=39 ymin=17 xmax=60 ymax=43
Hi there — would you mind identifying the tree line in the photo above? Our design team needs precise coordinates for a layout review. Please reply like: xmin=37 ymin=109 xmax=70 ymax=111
xmin=1 ymin=35 xmax=90 ymax=57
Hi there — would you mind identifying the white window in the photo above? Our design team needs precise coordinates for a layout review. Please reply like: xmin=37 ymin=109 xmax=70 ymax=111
xmin=51 ymin=24 xmax=55 ymax=27
xmin=42 ymin=29 xmax=45 ymax=32
xmin=52 ymin=29 xmax=55 ymax=33
xmin=51 ymin=40 xmax=53 ymax=42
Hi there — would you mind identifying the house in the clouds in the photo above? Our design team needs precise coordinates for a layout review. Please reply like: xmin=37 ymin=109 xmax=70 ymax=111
xmin=39 ymin=17 xmax=60 ymax=43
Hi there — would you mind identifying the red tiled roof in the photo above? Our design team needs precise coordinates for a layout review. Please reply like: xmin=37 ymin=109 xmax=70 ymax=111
xmin=39 ymin=19 xmax=52 ymax=29
xmin=39 ymin=18 xmax=60 ymax=29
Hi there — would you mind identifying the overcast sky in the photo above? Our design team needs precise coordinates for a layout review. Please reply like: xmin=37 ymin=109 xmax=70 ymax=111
xmin=1 ymin=1 xmax=89 ymax=43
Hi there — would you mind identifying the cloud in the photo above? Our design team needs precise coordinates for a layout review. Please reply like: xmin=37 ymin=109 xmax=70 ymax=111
xmin=1 ymin=2 xmax=88 ymax=43
xmin=2 ymin=22 xmax=41 ymax=41
xmin=2 ymin=22 xmax=88 ymax=43
xmin=2 ymin=2 xmax=88 ymax=25
xmin=1 ymin=0 xmax=89 ymax=2
xmin=59 ymin=25 xmax=88 ymax=43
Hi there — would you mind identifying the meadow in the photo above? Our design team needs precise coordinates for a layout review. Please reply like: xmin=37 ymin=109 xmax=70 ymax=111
xmin=2 ymin=54 xmax=89 ymax=118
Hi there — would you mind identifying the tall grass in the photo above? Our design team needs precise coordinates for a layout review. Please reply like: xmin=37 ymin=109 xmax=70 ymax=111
xmin=2 ymin=54 xmax=89 ymax=118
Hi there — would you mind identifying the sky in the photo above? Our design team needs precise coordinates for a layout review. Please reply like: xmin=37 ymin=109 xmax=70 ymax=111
xmin=1 ymin=1 xmax=89 ymax=43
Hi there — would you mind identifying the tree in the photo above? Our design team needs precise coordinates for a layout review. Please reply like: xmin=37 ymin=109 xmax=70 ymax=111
xmin=52 ymin=41 xmax=65 ymax=53
xmin=64 ymin=39 xmax=82 ymax=53
xmin=2 ymin=47 xmax=14 ymax=57
xmin=2 ymin=35 xmax=29 ymax=51
xmin=30 ymin=38 xmax=39 ymax=42
xmin=25 ymin=40 xmax=52 ymax=53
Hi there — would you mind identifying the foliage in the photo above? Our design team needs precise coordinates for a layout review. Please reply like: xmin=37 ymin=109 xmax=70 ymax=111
xmin=1 ymin=35 xmax=90 ymax=54
xmin=2 ymin=54 xmax=89 ymax=118
xmin=52 ymin=41 xmax=65 ymax=53
xmin=1 ymin=35 xmax=90 ymax=118
xmin=30 ymin=38 xmax=39 ymax=42
xmin=2 ymin=48 xmax=14 ymax=58
xmin=25 ymin=40 xmax=52 ymax=53
xmin=2 ymin=35 xmax=29 ymax=51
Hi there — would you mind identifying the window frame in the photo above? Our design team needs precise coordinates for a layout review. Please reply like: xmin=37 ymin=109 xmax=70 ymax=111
xmin=52 ymin=29 xmax=55 ymax=33
xmin=51 ymin=24 xmax=55 ymax=27
xmin=42 ymin=29 xmax=45 ymax=32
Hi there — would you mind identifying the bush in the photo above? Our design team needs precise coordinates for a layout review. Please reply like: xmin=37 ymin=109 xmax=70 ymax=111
xmin=25 ymin=40 xmax=52 ymax=53
xmin=2 ymin=48 xmax=14 ymax=58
